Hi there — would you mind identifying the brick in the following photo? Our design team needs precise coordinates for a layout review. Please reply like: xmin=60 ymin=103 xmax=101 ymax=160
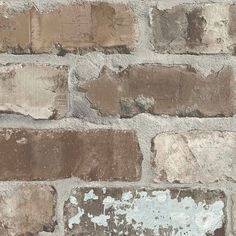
xmin=152 ymin=131 xmax=236 ymax=184
xmin=64 ymin=187 xmax=225 ymax=236
xmin=151 ymin=4 xmax=236 ymax=54
xmin=0 ymin=3 xmax=137 ymax=54
xmin=232 ymin=194 xmax=236 ymax=235
xmin=0 ymin=185 xmax=56 ymax=235
xmin=0 ymin=64 xmax=68 ymax=119
xmin=0 ymin=128 xmax=142 ymax=181
xmin=79 ymin=65 xmax=236 ymax=117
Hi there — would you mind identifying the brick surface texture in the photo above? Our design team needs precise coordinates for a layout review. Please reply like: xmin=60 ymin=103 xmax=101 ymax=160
xmin=0 ymin=0 xmax=235 ymax=236
xmin=0 ymin=185 xmax=56 ymax=235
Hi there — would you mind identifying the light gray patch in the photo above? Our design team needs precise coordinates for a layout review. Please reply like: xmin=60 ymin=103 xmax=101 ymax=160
xmin=84 ymin=190 xmax=98 ymax=201
xmin=100 ymin=190 xmax=224 ymax=235
xmin=91 ymin=214 xmax=110 ymax=227
xmin=68 ymin=207 xmax=84 ymax=229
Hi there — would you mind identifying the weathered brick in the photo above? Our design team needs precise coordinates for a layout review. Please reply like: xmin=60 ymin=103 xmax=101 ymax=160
xmin=79 ymin=65 xmax=236 ymax=117
xmin=232 ymin=194 xmax=236 ymax=235
xmin=0 ymin=64 xmax=68 ymax=119
xmin=151 ymin=4 xmax=236 ymax=54
xmin=0 ymin=185 xmax=56 ymax=235
xmin=0 ymin=3 xmax=137 ymax=54
xmin=152 ymin=131 xmax=236 ymax=184
xmin=0 ymin=128 xmax=142 ymax=181
xmin=64 ymin=187 xmax=225 ymax=236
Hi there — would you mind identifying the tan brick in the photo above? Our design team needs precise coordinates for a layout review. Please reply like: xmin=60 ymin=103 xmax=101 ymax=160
xmin=152 ymin=131 xmax=236 ymax=184
xmin=0 ymin=128 xmax=142 ymax=181
xmin=79 ymin=65 xmax=236 ymax=117
xmin=64 ymin=187 xmax=226 ymax=236
xmin=0 ymin=3 xmax=137 ymax=54
xmin=0 ymin=185 xmax=56 ymax=235
xmin=151 ymin=4 xmax=236 ymax=54
xmin=0 ymin=64 xmax=68 ymax=119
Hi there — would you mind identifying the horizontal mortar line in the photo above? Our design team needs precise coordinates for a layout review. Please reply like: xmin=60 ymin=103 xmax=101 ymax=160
xmin=0 ymin=115 xmax=234 ymax=128
xmin=0 ymin=179 xmax=235 ymax=190
xmin=3 ymin=0 xmax=236 ymax=6
xmin=0 ymin=52 xmax=236 ymax=64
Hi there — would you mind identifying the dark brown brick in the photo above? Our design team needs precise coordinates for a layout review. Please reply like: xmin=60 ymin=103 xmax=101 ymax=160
xmin=0 ymin=128 xmax=142 ymax=181
xmin=64 ymin=187 xmax=226 ymax=236
xmin=0 ymin=185 xmax=56 ymax=235
xmin=79 ymin=65 xmax=236 ymax=117
xmin=0 ymin=3 xmax=137 ymax=54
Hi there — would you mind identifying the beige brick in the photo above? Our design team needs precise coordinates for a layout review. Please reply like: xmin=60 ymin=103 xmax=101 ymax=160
xmin=64 ymin=187 xmax=226 ymax=236
xmin=0 ymin=64 xmax=68 ymax=119
xmin=0 ymin=185 xmax=56 ymax=235
xmin=152 ymin=131 xmax=236 ymax=183
xmin=0 ymin=128 xmax=142 ymax=181
xmin=151 ymin=4 xmax=236 ymax=54
xmin=79 ymin=65 xmax=236 ymax=117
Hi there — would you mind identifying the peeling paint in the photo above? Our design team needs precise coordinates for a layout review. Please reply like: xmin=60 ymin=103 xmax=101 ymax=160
xmin=69 ymin=196 xmax=78 ymax=205
xmin=100 ymin=190 xmax=224 ymax=235
xmin=68 ymin=207 xmax=84 ymax=229
xmin=66 ymin=188 xmax=225 ymax=235
xmin=84 ymin=189 xmax=99 ymax=201
xmin=91 ymin=214 xmax=110 ymax=227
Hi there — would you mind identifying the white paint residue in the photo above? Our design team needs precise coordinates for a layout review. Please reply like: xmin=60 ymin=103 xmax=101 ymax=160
xmin=16 ymin=137 xmax=27 ymax=144
xmin=101 ymin=190 xmax=224 ymax=236
xmin=68 ymin=207 xmax=84 ymax=229
xmin=122 ymin=191 xmax=133 ymax=201
xmin=84 ymin=190 xmax=98 ymax=201
xmin=91 ymin=214 xmax=110 ymax=227
xmin=69 ymin=196 xmax=78 ymax=205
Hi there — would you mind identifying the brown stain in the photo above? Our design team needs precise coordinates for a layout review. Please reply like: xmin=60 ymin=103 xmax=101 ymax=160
xmin=79 ymin=65 xmax=236 ymax=117
xmin=186 ymin=8 xmax=207 ymax=47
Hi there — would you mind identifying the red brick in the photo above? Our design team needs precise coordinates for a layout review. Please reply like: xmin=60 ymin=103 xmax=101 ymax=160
xmin=0 ymin=128 xmax=142 ymax=181
xmin=79 ymin=65 xmax=236 ymax=117
xmin=0 ymin=3 xmax=137 ymax=54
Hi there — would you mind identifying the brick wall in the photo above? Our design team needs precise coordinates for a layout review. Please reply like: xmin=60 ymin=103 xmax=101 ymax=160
xmin=0 ymin=0 xmax=235 ymax=235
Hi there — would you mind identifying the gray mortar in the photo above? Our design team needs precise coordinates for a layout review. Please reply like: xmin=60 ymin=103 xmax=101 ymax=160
xmin=0 ymin=0 xmax=235 ymax=235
